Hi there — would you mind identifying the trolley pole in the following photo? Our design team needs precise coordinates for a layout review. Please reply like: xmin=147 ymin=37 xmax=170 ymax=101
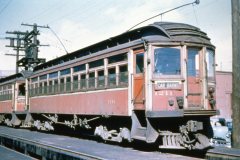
xmin=232 ymin=0 xmax=240 ymax=149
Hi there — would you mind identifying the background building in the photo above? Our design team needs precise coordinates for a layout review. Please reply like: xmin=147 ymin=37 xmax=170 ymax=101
xmin=216 ymin=71 xmax=232 ymax=119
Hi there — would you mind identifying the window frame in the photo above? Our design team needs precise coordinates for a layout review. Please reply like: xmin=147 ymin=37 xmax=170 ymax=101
xmin=206 ymin=48 xmax=216 ymax=81
xmin=152 ymin=46 xmax=182 ymax=79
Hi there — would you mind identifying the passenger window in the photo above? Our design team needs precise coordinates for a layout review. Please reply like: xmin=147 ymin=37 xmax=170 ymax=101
xmin=119 ymin=65 xmax=128 ymax=85
xmin=39 ymin=83 xmax=42 ymax=95
xmin=60 ymin=78 xmax=65 ymax=92
xmin=89 ymin=59 xmax=104 ymax=69
xmin=73 ymin=64 xmax=86 ymax=72
xmin=89 ymin=72 xmax=95 ymax=88
xmin=49 ymin=81 xmax=53 ymax=93
xmin=136 ymin=53 xmax=144 ymax=73
xmin=108 ymin=53 xmax=127 ymax=64
xmin=44 ymin=81 xmax=47 ymax=94
xmin=73 ymin=75 xmax=79 ymax=91
xmin=54 ymin=79 xmax=58 ymax=93
xmin=108 ymin=68 xmax=116 ymax=87
xmin=80 ymin=74 xmax=86 ymax=89
xmin=66 ymin=77 xmax=71 ymax=92
xmin=98 ymin=70 xmax=105 ymax=87
xmin=154 ymin=48 xmax=181 ymax=75
xmin=60 ymin=68 xmax=70 ymax=76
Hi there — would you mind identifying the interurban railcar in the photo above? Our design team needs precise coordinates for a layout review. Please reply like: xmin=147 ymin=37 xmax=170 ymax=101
xmin=0 ymin=22 xmax=218 ymax=150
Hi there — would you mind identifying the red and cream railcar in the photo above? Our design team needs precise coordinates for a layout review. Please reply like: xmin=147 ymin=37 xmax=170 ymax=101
xmin=0 ymin=73 xmax=27 ymax=125
xmin=1 ymin=22 xmax=218 ymax=150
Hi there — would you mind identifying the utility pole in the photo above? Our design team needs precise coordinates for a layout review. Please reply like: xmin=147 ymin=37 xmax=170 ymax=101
xmin=17 ymin=23 xmax=48 ymax=71
xmin=5 ymin=31 xmax=26 ymax=73
xmin=231 ymin=0 xmax=240 ymax=149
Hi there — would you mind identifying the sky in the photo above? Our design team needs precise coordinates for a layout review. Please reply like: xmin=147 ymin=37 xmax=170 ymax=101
xmin=0 ymin=0 xmax=232 ymax=72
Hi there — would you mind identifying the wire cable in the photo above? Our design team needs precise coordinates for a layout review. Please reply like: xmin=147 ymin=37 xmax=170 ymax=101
xmin=48 ymin=26 xmax=68 ymax=54
xmin=126 ymin=0 xmax=200 ymax=32
xmin=0 ymin=0 xmax=12 ymax=16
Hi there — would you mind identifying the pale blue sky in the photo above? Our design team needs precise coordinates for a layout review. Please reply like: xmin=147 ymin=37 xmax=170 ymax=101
xmin=0 ymin=0 xmax=232 ymax=71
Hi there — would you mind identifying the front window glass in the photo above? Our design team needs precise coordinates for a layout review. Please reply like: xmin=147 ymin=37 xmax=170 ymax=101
xmin=206 ymin=49 xmax=215 ymax=79
xmin=154 ymin=48 xmax=181 ymax=75
xmin=187 ymin=48 xmax=200 ymax=77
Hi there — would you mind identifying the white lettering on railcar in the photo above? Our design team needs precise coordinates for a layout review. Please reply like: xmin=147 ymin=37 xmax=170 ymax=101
xmin=107 ymin=99 xmax=116 ymax=105
xmin=155 ymin=91 xmax=173 ymax=96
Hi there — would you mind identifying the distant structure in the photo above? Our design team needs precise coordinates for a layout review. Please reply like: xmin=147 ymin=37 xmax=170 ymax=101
xmin=0 ymin=70 xmax=15 ymax=79
xmin=5 ymin=23 xmax=47 ymax=73
xmin=215 ymin=71 xmax=232 ymax=119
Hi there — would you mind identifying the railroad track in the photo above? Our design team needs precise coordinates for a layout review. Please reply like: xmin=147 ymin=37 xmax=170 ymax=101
xmin=0 ymin=126 xmax=203 ymax=160
xmin=206 ymin=147 xmax=240 ymax=160
xmin=0 ymin=133 xmax=104 ymax=160
xmin=1 ymin=126 xmax=240 ymax=160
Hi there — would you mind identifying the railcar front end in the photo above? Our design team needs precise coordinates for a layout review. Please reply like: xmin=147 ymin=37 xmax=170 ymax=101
xmin=130 ymin=22 xmax=218 ymax=150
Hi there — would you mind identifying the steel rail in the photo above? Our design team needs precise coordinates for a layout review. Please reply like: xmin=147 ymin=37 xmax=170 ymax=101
xmin=206 ymin=147 xmax=240 ymax=160
xmin=0 ymin=132 xmax=105 ymax=160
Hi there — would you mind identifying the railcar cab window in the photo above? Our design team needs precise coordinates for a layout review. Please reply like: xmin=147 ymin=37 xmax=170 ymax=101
xmin=136 ymin=53 xmax=144 ymax=73
xmin=206 ymin=49 xmax=215 ymax=80
xmin=187 ymin=48 xmax=200 ymax=77
xmin=154 ymin=48 xmax=181 ymax=75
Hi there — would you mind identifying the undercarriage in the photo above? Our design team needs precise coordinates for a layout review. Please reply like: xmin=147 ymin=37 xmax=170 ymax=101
xmin=0 ymin=111 xmax=213 ymax=150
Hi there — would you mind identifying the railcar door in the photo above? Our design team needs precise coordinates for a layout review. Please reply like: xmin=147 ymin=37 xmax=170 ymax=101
xmin=187 ymin=48 xmax=203 ymax=108
xmin=14 ymin=82 xmax=26 ymax=112
xmin=133 ymin=49 xmax=145 ymax=110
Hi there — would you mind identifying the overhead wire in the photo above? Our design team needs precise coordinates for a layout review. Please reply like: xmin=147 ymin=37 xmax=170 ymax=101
xmin=0 ymin=0 xmax=12 ymax=16
xmin=126 ymin=0 xmax=200 ymax=32
xmin=26 ymin=1 xmax=69 ymax=22
xmin=46 ymin=0 xmax=96 ymax=25
xmin=65 ymin=0 xmax=118 ymax=39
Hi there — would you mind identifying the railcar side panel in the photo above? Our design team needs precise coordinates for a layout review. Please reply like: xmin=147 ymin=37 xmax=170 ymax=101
xmin=29 ymin=89 xmax=128 ymax=116
xmin=16 ymin=97 xmax=25 ymax=112
xmin=0 ymin=101 xmax=12 ymax=113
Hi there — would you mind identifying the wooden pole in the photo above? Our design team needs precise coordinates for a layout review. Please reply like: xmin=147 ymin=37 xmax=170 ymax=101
xmin=232 ymin=0 xmax=240 ymax=149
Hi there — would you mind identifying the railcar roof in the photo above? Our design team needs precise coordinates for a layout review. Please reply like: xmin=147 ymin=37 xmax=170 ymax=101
xmin=0 ymin=73 xmax=23 ymax=84
xmin=34 ymin=22 xmax=213 ymax=72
